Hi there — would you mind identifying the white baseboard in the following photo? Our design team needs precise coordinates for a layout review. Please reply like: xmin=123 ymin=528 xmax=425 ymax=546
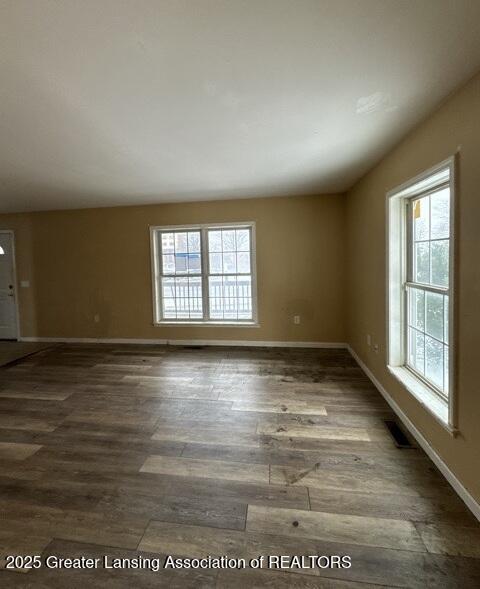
xmin=20 ymin=336 xmax=347 ymax=349
xmin=348 ymin=345 xmax=480 ymax=522
xmin=20 ymin=337 xmax=169 ymax=345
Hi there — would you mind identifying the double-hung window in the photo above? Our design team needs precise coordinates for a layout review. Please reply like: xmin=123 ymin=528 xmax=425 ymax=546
xmin=387 ymin=158 xmax=455 ymax=430
xmin=151 ymin=223 xmax=257 ymax=325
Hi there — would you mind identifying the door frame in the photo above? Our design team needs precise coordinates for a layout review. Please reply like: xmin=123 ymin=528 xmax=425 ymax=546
xmin=0 ymin=230 xmax=20 ymax=341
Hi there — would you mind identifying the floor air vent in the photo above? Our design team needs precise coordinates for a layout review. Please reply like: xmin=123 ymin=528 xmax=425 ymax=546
xmin=384 ymin=420 xmax=414 ymax=449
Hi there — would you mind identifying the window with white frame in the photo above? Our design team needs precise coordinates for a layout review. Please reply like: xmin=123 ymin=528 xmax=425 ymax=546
xmin=387 ymin=159 xmax=455 ymax=429
xmin=151 ymin=223 xmax=257 ymax=324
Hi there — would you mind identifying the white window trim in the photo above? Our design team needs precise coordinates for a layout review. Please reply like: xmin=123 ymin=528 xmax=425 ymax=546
xmin=386 ymin=156 xmax=457 ymax=434
xmin=150 ymin=222 xmax=259 ymax=327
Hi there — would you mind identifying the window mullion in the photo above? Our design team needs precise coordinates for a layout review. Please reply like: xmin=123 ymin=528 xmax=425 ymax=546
xmin=406 ymin=281 xmax=449 ymax=296
xmin=159 ymin=232 xmax=169 ymax=321
xmin=200 ymin=228 xmax=209 ymax=320
xmin=156 ymin=232 xmax=163 ymax=322
xmin=404 ymin=200 xmax=412 ymax=369
xmin=406 ymin=200 xmax=413 ymax=284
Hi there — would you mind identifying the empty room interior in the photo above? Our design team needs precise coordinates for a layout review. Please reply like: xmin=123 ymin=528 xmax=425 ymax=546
xmin=1 ymin=1 xmax=480 ymax=587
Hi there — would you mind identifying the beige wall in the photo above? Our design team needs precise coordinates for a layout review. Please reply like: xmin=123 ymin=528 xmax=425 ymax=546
xmin=0 ymin=194 xmax=346 ymax=344
xmin=346 ymin=71 xmax=480 ymax=503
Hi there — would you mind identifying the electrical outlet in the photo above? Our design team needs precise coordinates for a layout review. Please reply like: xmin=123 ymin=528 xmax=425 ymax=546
xmin=293 ymin=315 xmax=301 ymax=325
xmin=94 ymin=314 xmax=100 ymax=323
xmin=366 ymin=334 xmax=371 ymax=347
xmin=373 ymin=343 xmax=379 ymax=354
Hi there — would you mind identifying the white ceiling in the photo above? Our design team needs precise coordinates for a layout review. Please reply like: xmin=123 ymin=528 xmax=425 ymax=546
xmin=1 ymin=0 xmax=480 ymax=213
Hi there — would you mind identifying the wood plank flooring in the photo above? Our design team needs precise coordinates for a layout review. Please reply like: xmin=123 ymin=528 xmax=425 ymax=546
xmin=0 ymin=342 xmax=54 ymax=368
xmin=0 ymin=343 xmax=479 ymax=588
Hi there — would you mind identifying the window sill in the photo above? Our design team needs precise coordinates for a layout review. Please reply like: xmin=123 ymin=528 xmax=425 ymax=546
xmin=387 ymin=365 xmax=457 ymax=436
xmin=154 ymin=321 xmax=260 ymax=328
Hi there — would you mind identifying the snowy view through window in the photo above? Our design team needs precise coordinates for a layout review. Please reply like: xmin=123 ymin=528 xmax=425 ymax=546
xmin=157 ymin=226 xmax=253 ymax=322
xmin=407 ymin=187 xmax=450 ymax=396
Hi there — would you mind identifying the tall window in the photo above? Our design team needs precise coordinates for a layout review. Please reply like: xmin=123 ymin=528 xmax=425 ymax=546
xmin=388 ymin=159 xmax=455 ymax=428
xmin=407 ymin=185 xmax=450 ymax=396
xmin=151 ymin=223 xmax=257 ymax=324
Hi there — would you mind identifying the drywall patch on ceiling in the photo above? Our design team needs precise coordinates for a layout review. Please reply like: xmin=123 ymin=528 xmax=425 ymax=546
xmin=356 ymin=92 xmax=398 ymax=115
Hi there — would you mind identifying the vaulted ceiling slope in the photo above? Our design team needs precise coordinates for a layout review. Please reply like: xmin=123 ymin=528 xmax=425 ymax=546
xmin=1 ymin=0 xmax=480 ymax=213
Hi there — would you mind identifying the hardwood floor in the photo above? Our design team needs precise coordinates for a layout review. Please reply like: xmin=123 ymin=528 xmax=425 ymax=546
xmin=0 ymin=344 xmax=479 ymax=588
xmin=0 ymin=342 xmax=54 ymax=368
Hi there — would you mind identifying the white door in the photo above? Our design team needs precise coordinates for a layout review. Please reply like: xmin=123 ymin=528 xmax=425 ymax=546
xmin=0 ymin=233 xmax=18 ymax=339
